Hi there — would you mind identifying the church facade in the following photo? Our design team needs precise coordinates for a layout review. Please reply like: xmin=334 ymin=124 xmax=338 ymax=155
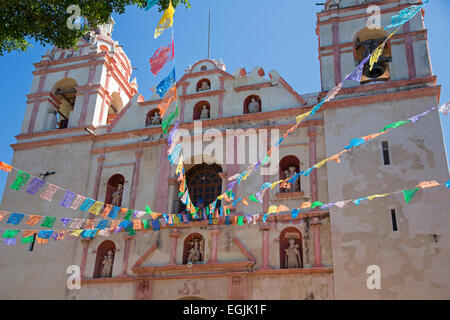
xmin=0 ymin=0 xmax=449 ymax=300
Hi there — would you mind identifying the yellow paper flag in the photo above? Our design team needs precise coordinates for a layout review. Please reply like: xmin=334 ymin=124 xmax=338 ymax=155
xmin=70 ymin=229 xmax=83 ymax=237
xmin=296 ymin=111 xmax=312 ymax=124
xmin=267 ymin=205 xmax=277 ymax=214
xmin=367 ymin=193 xmax=389 ymax=200
xmin=154 ymin=1 xmax=175 ymax=38
xmin=315 ymin=158 xmax=328 ymax=169
xmin=271 ymin=180 xmax=283 ymax=189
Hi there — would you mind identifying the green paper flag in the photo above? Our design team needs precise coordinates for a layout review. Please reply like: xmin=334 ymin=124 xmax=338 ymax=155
xmin=403 ymin=188 xmax=419 ymax=204
xmin=40 ymin=216 xmax=57 ymax=228
xmin=248 ymin=194 xmax=259 ymax=202
xmin=311 ymin=201 xmax=324 ymax=209
xmin=126 ymin=223 xmax=136 ymax=236
xmin=237 ymin=216 xmax=244 ymax=226
xmin=142 ymin=219 xmax=150 ymax=229
xmin=145 ymin=206 xmax=153 ymax=214
xmin=21 ymin=236 xmax=34 ymax=244
xmin=162 ymin=105 xmax=179 ymax=133
xmin=381 ymin=120 xmax=410 ymax=132
xmin=10 ymin=170 xmax=30 ymax=191
xmin=124 ymin=209 xmax=133 ymax=220
xmin=2 ymin=230 xmax=20 ymax=239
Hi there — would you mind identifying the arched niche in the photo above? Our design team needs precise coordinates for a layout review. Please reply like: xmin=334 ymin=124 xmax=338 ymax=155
xmin=354 ymin=27 xmax=391 ymax=84
xmin=51 ymin=78 xmax=78 ymax=129
xmin=106 ymin=92 xmax=124 ymax=124
xmin=93 ymin=240 xmax=116 ymax=278
xmin=193 ymin=101 xmax=210 ymax=120
xmin=196 ymin=78 xmax=211 ymax=92
xmin=243 ymin=95 xmax=262 ymax=114
xmin=279 ymin=155 xmax=301 ymax=193
xmin=146 ymin=108 xmax=162 ymax=126
xmin=104 ymin=174 xmax=125 ymax=206
xmin=182 ymin=233 xmax=205 ymax=265
xmin=279 ymin=227 xmax=303 ymax=269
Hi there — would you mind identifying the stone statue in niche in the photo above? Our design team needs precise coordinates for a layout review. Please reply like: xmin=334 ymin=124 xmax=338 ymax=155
xmin=187 ymin=238 xmax=204 ymax=264
xmin=99 ymin=250 xmax=114 ymax=278
xmin=151 ymin=112 xmax=162 ymax=125
xmin=111 ymin=184 xmax=123 ymax=206
xmin=285 ymin=238 xmax=302 ymax=269
xmin=287 ymin=166 xmax=300 ymax=191
xmin=199 ymin=81 xmax=210 ymax=91
xmin=248 ymin=98 xmax=260 ymax=113
xmin=200 ymin=105 xmax=210 ymax=119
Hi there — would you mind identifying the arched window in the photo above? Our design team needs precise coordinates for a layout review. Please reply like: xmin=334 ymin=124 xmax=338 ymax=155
xmin=182 ymin=233 xmax=205 ymax=265
xmin=279 ymin=156 xmax=301 ymax=193
xmin=93 ymin=240 xmax=116 ymax=278
xmin=146 ymin=108 xmax=162 ymax=126
xmin=106 ymin=92 xmax=124 ymax=124
xmin=196 ymin=78 xmax=211 ymax=92
xmin=279 ymin=227 xmax=303 ymax=269
xmin=354 ymin=27 xmax=391 ymax=84
xmin=243 ymin=95 xmax=262 ymax=114
xmin=185 ymin=163 xmax=222 ymax=209
xmin=105 ymin=174 xmax=125 ymax=206
xmin=193 ymin=101 xmax=210 ymax=120
xmin=52 ymin=78 xmax=78 ymax=130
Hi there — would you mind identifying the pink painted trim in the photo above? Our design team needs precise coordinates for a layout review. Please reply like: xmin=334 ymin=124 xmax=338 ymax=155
xmin=219 ymin=76 xmax=225 ymax=118
xmin=80 ymin=240 xmax=90 ymax=279
xmin=155 ymin=144 xmax=170 ymax=213
xmin=132 ymin=243 xmax=158 ymax=269
xmin=260 ymin=226 xmax=272 ymax=270
xmin=99 ymin=71 xmax=111 ymax=124
xmin=308 ymin=126 xmax=318 ymax=202
xmin=106 ymin=98 xmax=133 ymax=132
xmin=129 ymin=148 xmax=143 ymax=209
xmin=312 ymin=223 xmax=322 ymax=267
xmin=207 ymin=228 xmax=220 ymax=264
xmin=78 ymin=63 xmax=97 ymax=126
xmin=27 ymin=73 xmax=47 ymax=133
xmin=403 ymin=22 xmax=417 ymax=79
xmin=168 ymin=232 xmax=180 ymax=265
xmin=233 ymin=237 xmax=255 ymax=262
xmin=120 ymin=236 xmax=133 ymax=277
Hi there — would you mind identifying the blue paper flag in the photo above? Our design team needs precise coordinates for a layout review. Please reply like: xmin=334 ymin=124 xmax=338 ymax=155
xmin=151 ymin=219 xmax=160 ymax=231
xmin=445 ymin=180 xmax=450 ymax=189
xmin=156 ymin=67 xmax=176 ymax=98
xmin=119 ymin=220 xmax=131 ymax=229
xmin=301 ymin=167 xmax=315 ymax=177
xmin=344 ymin=138 xmax=366 ymax=150
xmin=353 ymin=197 xmax=368 ymax=206
xmin=7 ymin=213 xmax=25 ymax=225
xmin=108 ymin=206 xmax=120 ymax=219
xmin=96 ymin=220 xmax=109 ymax=230
xmin=37 ymin=230 xmax=53 ymax=239
xmin=79 ymin=198 xmax=96 ymax=212
xmin=291 ymin=209 xmax=300 ymax=218
xmin=225 ymin=216 xmax=230 ymax=225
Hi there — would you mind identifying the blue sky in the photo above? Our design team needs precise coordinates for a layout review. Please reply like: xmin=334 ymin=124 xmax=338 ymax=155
xmin=0 ymin=0 xmax=449 ymax=201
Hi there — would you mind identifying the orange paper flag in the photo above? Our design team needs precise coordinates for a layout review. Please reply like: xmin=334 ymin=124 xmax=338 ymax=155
xmin=300 ymin=201 xmax=312 ymax=209
xmin=0 ymin=161 xmax=13 ymax=173
xmin=416 ymin=180 xmax=440 ymax=189
xmin=25 ymin=215 xmax=42 ymax=226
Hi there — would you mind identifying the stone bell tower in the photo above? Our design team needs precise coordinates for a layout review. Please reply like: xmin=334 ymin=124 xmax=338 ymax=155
xmin=317 ymin=0 xmax=450 ymax=299
xmin=21 ymin=18 xmax=138 ymax=135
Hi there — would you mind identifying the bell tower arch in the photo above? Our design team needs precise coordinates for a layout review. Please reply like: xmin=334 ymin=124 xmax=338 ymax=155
xmin=317 ymin=0 xmax=432 ymax=90
xmin=21 ymin=18 xmax=138 ymax=135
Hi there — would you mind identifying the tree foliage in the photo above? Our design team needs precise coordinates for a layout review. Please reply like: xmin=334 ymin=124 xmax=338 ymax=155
xmin=0 ymin=0 xmax=190 ymax=56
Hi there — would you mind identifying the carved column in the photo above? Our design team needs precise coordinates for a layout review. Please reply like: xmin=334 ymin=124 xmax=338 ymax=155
xmin=129 ymin=148 xmax=143 ymax=209
xmin=311 ymin=217 xmax=322 ymax=267
xmin=219 ymin=76 xmax=226 ymax=118
xmin=403 ymin=21 xmax=417 ymax=79
xmin=332 ymin=21 xmax=342 ymax=85
xmin=207 ymin=227 xmax=220 ymax=264
xmin=168 ymin=230 xmax=180 ymax=265
xmin=80 ymin=239 xmax=90 ymax=279
xmin=308 ymin=126 xmax=318 ymax=202
xmin=119 ymin=235 xmax=133 ymax=277
xmin=259 ymin=225 xmax=272 ymax=270
xmin=92 ymin=154 xmax=105 ymax=200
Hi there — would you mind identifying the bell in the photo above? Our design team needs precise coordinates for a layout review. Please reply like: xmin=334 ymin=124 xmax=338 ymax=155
xmin=363 ymin=60 xmax=386 ymax=79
